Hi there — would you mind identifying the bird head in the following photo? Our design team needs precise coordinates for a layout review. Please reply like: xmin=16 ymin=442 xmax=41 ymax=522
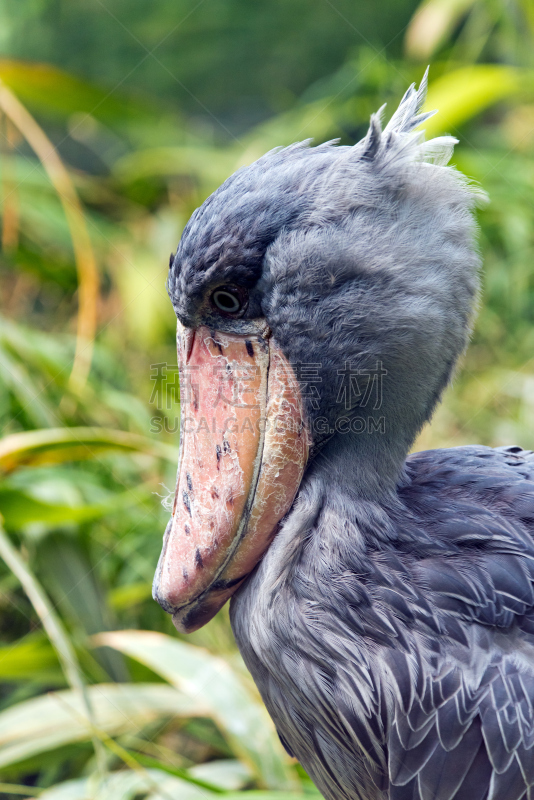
xmin=153 ymin=72 xmax=484 ymax=632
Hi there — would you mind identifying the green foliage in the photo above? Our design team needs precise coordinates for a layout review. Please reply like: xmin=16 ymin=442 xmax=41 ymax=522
xmin=96 ymin=630 xmax=295 ymax=789
xmin=0 ymin=1 xmax=533 ymax=797
xmin=0 ymin=0 xmax=418 ymax=132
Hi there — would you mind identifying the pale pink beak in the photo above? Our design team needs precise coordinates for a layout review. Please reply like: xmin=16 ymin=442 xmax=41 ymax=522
xmin=153 ymin=320 xmax=309 ymax=632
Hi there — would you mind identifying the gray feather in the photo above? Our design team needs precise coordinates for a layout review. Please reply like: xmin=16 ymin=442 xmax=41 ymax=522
xmin=165 ymin=72 xmax=534 ymax=800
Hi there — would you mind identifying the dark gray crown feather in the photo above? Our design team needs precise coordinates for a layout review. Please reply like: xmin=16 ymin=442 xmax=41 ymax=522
xmin=169 ymin=71 xmax=486 ymax=338
xmin=362 ymin=68 xmax=437 ymax=160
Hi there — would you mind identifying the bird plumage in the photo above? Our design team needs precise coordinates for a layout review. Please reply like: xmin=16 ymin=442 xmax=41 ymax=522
xmin=163 ymin=73 xmax=534 ymax=799
xmin=231 ymin=445 xmax=534 ymax=800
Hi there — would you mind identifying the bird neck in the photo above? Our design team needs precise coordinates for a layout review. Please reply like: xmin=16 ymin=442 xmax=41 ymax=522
xmin=256 ymin=432 xmax=405 ymax=594
xmin=309 ymin=425 xmax=408 ymax=503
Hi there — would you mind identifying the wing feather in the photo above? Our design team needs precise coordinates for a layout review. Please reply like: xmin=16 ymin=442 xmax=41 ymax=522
xmin=232 ymin=445 xmax=534 ymax=800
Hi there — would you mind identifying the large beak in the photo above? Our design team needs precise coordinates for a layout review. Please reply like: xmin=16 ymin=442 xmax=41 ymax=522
xmin=153 ymin=319 xmax=309 ymax=632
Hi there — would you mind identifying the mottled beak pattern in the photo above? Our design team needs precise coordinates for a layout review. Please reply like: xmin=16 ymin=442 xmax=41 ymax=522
xmin=153 ymin=320 xmax=309 ymax=632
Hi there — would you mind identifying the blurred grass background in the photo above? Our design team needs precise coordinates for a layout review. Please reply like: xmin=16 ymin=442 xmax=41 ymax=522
xmin=0 ymin=0 xmax=533 ymax=797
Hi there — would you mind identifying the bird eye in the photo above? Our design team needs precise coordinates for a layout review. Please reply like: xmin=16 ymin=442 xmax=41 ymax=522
xmin=210 ymin=286 xmax=247 ymax=316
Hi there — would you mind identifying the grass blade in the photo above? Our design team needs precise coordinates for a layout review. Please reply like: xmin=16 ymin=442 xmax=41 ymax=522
xmin=0 ymin=427 xmax=178 ymax=473
xmin=96 ymin=630 xmax=296 ymax=790
xmin=0 ymin=683 xmax=206 ymax=769
xmin=0 ymin=518 xmax=105 ymax=777
xmin=0 ymin=79 xmax=98 ymax=390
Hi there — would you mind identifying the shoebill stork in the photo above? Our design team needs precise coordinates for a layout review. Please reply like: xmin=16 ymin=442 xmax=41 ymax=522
xmin=153 ymin=74 xmax=534 ymax=800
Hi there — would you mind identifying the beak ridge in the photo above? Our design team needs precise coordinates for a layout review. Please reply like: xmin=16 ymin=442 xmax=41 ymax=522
xmin=153 ymin=320 xmax=309 ymax=632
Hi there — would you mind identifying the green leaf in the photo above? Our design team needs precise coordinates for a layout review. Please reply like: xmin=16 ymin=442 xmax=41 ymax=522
xmin=0 ymin=345 xmax=57 ymax=429
xmin=96 ymin=631 xmax=295 ymax=790
xmin=404 ymin=0 xmax=478 ymax=60
xmin=0 ymin=313 xmax=73 ymax=386
xmin=100 ymin=756 xmax=251 ymax=794
xmin=123 ymin=753 xmax=225 ymax=793
xmin=113 ymin=146 xmax=237 ymax=193
xmin=190 ymin=759 xmax=252 ymax=790
xmin=0 ymin=683 xmax=208 ymax=770
xmin=36 ymin=534 xmax=128 ymax=682
xmin=34 ymin=777 xmax=89 ymax=800
xmin=0 ymin=784 xmax=40 ymax=796
xmin=0 ymin=633 xmax=62 ymax=683
xmin=0 ymin=486 xmax=116 ymax=529
xmin=224 ymin=794 xmax=318 ymax=800
xmin=36 ymin=767 xmax=263 ymax=800
xmin=423 ymin=66 xmax=525 ymax=136
xmin=0 ymin=427 xmax=179 ymax=473
xmin=0 ymin=60 xmax=153 ymax=125
xmin=108 ymin=581 xmax=153 ymax=610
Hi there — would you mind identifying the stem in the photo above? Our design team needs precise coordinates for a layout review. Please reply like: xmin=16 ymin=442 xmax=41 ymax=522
xmin=0 ymin=784 xmax=40 ymax=796
xmin=0 ymin=519 xmax=106 ymax=780
xmin=1 ymin=116 xmax=20 ymax=254
xmin=0 ymin=80 xmax=99 ymax=391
